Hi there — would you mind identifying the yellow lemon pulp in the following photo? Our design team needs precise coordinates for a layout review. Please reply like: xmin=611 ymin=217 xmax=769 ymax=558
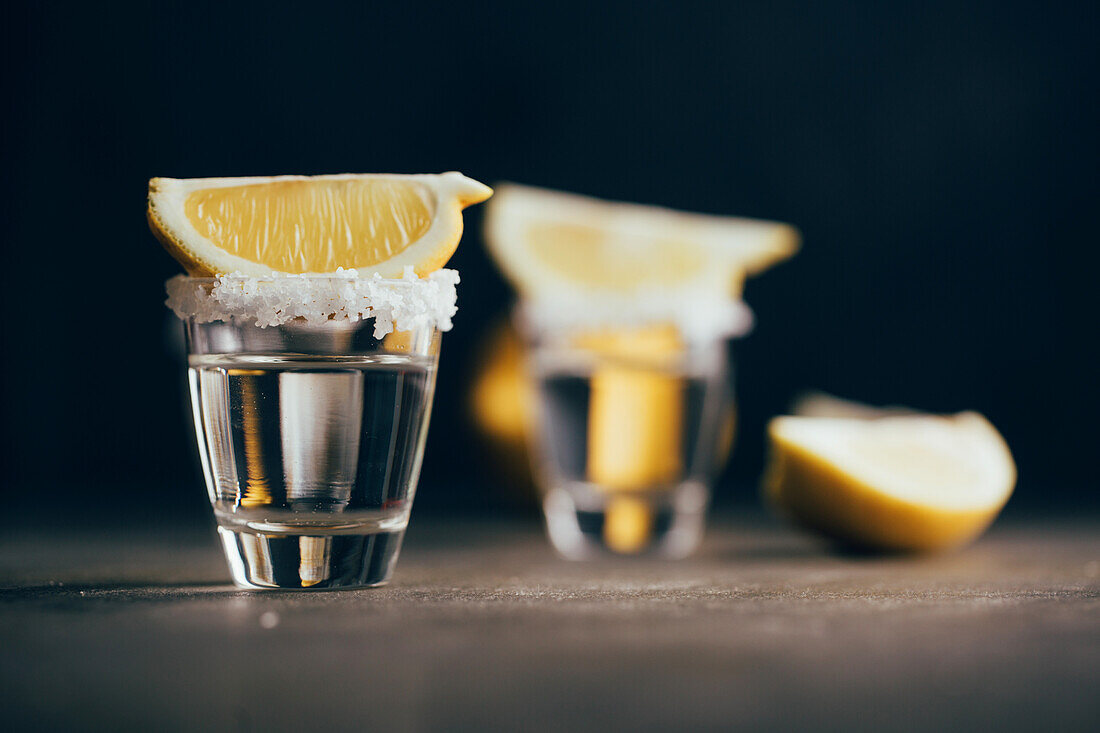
xmin=527 ymin=222 xmax=708 ymax=293
xmin=765 ymin=412 xmax=1015 ymax=552
xmin=150 ymin=173 xmax=491 ymax=277
xmin=184 ymin=179 xmax=433 ymax=274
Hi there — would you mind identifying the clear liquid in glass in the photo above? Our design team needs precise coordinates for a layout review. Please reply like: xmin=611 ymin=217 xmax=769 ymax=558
xmin=188 ymin=353 xmax=435 ymax=588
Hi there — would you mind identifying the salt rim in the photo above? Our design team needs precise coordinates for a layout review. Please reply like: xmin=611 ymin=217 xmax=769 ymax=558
xmin=518 ymin=291 xmax=754 ymax=344
xmin=166 ymin=266 xmax=459 ymax=338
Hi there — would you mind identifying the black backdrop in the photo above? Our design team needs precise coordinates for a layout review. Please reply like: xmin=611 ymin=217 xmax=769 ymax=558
xmin=2 ymin=1 xmax=1096 ymax=517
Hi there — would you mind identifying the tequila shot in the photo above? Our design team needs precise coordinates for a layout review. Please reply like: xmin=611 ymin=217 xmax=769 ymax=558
xmin=520 ymin=306 xmax=749 ymax=559
xmin=169 ymin=270 xmax=457 ymax=588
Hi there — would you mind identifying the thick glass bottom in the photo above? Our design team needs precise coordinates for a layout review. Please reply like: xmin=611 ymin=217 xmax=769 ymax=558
xmin=542 ymin=481 xmax=708 ymax=560
xmin=218 ymin=527 xmax=405 ymax=589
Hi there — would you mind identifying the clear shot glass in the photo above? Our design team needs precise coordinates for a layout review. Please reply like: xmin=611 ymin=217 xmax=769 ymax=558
xmin=521 ymin=318 xmax=737 ymax=560
xmin=170 ymin=273 xmax=453 ymax=589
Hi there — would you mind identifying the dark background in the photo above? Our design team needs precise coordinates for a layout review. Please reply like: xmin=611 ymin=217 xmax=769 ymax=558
xmin=2 ymin=1 xmax=1096 ymax=519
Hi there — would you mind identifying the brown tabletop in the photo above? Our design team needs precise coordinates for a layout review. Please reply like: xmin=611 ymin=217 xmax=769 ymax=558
xmin=1 ymin=513 xmax=1097 ymax=732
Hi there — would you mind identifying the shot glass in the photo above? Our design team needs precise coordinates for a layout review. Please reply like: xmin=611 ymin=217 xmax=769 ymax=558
xmin=170 ymin=272 xmax=453 ymax=589
xmin=522 ymin=320 xmax=737 ymax=559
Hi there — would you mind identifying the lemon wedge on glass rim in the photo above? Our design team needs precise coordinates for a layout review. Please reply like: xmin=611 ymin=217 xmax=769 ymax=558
xmin=148 ymin=172 xmax=492 ymax=277
xmin=765 ymin=411 xmax=1016 ymax=552
xmin=483 ymin=182 xmax=799 ymax=298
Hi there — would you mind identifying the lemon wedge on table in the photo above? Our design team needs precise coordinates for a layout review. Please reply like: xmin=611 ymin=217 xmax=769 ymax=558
xmin=148 ymin=172 xmax=492 ymax=277
xmin=483 ymin=182 xmax=799 ymax=298
xmin=765 ymin=411 xmax=1016 ymax=552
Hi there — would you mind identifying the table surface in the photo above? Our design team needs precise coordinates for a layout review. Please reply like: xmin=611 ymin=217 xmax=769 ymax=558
xmin=1 ymin=512 xmax=1097 ymax=732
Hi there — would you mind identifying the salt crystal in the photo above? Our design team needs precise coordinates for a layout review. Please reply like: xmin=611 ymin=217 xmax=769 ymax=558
xmin=165 ymin=268 xmax=460 ymax=338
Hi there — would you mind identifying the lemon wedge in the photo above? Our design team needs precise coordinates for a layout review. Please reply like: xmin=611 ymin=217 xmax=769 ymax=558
xmin=148 ymin=172 xmax=491 ymax=277
xmin=765 ymin=411 xmax=1016 ymax=552
xmin=483 ymin=183 xmax=799 ymax=298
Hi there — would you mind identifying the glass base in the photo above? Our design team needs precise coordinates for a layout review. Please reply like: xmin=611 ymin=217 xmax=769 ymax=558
xmin=542 ymin=481 xmax=708 ymax=560
xmin=218 ymin=527 xmax=405 ymax=589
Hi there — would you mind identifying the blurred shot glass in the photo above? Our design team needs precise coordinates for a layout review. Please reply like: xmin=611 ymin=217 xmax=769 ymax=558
xmin=520 ymin=306 xmax=746 ymax=559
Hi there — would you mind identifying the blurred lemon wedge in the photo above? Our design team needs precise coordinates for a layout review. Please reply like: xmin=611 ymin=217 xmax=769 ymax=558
xmin=765 ymin=411 xmax=1015 ymax=552
xmin=484 ymin=183 xmax=799 ymax=298
xmin=148 ymin=172 xmax=491 ymax=277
